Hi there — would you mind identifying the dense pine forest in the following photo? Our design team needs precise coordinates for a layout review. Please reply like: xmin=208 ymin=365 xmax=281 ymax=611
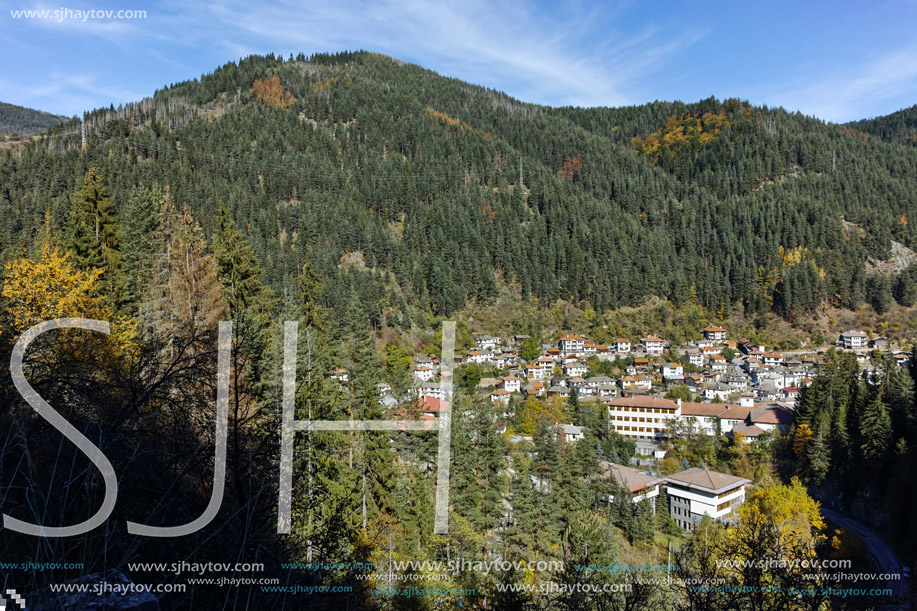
xmin=1 ymin=51 xmax=916 ymax=609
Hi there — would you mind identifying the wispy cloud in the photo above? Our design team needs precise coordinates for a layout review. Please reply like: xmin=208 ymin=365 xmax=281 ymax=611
xmin=193 ymin=0 xmax=704 ymax=107
xmin=756 ymin=44 xmax=917 ymax=122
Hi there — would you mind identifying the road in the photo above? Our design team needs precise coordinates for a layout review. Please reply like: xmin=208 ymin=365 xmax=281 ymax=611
xmin=821 ymin=508 xmax=910 ymax=608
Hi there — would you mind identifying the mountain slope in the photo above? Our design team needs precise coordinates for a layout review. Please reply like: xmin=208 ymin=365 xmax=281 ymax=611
xmin=847 ymin=104 xmax=917 ymax=147
xmin=0 ymin=101 xmax=69 ymax=136
xmin=1 ymin=51 xmax=916 ymax=325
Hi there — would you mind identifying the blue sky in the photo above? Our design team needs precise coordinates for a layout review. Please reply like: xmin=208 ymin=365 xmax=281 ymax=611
xmin=1 ymin=0 xmax=916 ymax=122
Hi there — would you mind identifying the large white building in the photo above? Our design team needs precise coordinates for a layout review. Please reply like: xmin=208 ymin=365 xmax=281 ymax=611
xmin=665 ymin=468 xmax=750 ymax=531
xmin=607 ymin=396 xmax=682 ymax=441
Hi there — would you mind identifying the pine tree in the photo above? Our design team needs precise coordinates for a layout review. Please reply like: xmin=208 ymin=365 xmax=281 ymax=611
xmin=68 ymin=167 xmax=122 ymax=297
xmin=860 ymin=393 xmax=892 ymax=463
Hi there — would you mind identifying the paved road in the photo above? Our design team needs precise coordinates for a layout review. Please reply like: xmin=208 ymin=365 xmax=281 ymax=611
xmin=821 ymin=508 xmax=910 ymax=608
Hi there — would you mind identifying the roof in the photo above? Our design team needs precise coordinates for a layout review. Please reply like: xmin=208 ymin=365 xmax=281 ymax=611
xmin=561 ymin=424 xmax=585 ymax=436
xmin=729 ymin=423 xmax=766 ymax=438
xmin=703 ymin=325 xmax=727 ymax=332
xmin=680 ymin=402 xmax=728 ymax=417
xmin=717 ymin=405 xmax=754 ymax=420
xmin=643 ymin=335 xmax=664 ymax=342
xmin=841 ymin=330 xmax=868 ymax=337
xmin=750 ymin=403 xmax=795 ymax=425
xmin=559 ymin=334 xmax=587 ymax=341
xmin=598 ymin=461 xmax=662 ymax=492
xmin=666 ymin=468 xmax=749 ymax=494
xmin=607 ymin=396 xmax=679 ymax=410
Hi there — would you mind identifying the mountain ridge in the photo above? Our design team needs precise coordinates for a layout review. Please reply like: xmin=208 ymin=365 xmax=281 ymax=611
xmin=2 ymin=51 xmax=917 ymax=327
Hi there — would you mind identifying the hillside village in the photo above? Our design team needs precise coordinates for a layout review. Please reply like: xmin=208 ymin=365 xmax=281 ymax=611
xmin=376 ymin=325 xmax=910 ymax=531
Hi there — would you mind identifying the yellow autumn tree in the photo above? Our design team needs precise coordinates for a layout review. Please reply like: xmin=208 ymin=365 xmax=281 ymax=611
xmin=1 ymin=245 xmax=136 ymax=353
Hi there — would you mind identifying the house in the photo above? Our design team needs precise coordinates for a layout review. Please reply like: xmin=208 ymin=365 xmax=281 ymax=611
xmin=642 ymin=336 xmax=666 ymax=356
xmin=709 ymin=355 xmax=728 ymax=372
xmin=686 ymin=351 xmax=704 ymax=367
xmin=614 ymin=339 xmax=632 ymax=354
xmin=499 ymin=376 xmax=522 ymax=393
xmin=490 ymin=389 xmax=511 ymax=404
xmin=558 ymin=424 xmax=586 ymax=444
xmin=728 ymin=422 xmax=767 ymax=443
xmin=702 ymin=325 xmax=727 ymax=342
xmin=558 ymin=334 xmax=587 ymax=355
xmin=524 ymin=364 xmax=550 ymax=380
xmin=476 ymin=335 xmax=501 ymax=351
xmin=413 ymin=365 xmax=435 ymax=382
xmin=563 ymin=362 xmax=588 ymax=378
xmin=330 ymin=368 xmax=349 ymax=384
xmin=598 ymin=461 xmax=662 ymax=507
xmin=583 ymin=340 xmax=597 ymax=356
xmin=607 ymin=396 xmax=682 ymax=441
xmin=761 ymin=352 xmax=783 ymax=367
xmin=703 ymin=384 xmax=732 ymax=402
xmin=547 ymin=385 xmax=571 ymax=399
xmin=418 ymin=382 xmax=446 ymax=401
xmin=665 ymin=468 xmax=750 ymax=531
xmin=700 ymin=345 xmax=723 ymax=358
xmin=781 ymin=386 xmax=801 ymax=403
xmin=620 ymin=375 xmax=652 ymax=392
xmin=523 ymin=381 xmax=545 ymax=398
xmin=663 ymin=362 xmax=685 ymax=381
xmin=633 ymin=358 xmax=650 ymax=370
xmin=597 ymin=384 xmax=619 ymax=399
xmin=465 ymin=349 xmax=487 ymax=364
xmin=870 ymin=337 xmax=889 ymax=349
xmin=839 ymin=330 xmax=868 ymax=350
xmin=512 ymin=334 xmax=531 ymax=344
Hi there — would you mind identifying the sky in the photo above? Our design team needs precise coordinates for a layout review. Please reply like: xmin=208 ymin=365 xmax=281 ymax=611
xmin=1 ymin=0 xmax=916 ymax=122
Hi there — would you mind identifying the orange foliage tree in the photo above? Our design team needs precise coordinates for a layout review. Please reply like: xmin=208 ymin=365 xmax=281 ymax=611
xmin=250 ymin=75 xmax=295 ymax=109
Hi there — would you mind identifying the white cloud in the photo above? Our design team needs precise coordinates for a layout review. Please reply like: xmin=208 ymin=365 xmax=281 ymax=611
xmin=756 ymin=44 xmax=917 ymax=122
xmin=191 ymin=0 xmax=703 ymax=107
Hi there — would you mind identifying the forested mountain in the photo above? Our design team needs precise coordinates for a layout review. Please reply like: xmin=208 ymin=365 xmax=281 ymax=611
xmin=1 ymin=52 xmax=916 ymax=609
xmin=0 ymin=101 xmax=69 ymax=136
xmin=2 ymin=51 xmax=917 ymax=327
xmin=847 ymin=104 xmax=917 ymax=147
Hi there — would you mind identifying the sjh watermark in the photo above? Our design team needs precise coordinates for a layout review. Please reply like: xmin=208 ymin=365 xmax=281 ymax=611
xmin=3 ymin=318 xmax=456 ymax=538
xmin=9 ymin=7 xmax=147 ymax=22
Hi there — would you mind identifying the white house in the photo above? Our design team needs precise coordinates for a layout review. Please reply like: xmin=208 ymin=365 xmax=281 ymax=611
xmin=686 ymin=351 xmax=704 ymax=367
xmin=701 ymin=325 xmax=727 ymax=343
xmin=499 ymin=376 xmax=522 ymax=393
xmin=663 ymin=362 xmax=685 ymax=381
xmin=839 ymin=330 xmax=868 ymax=350
xmin=558 ymin=424 xmax=586 ymax=444
xmin=642 ymin=336 xmax=666 ymax=356
xmin=563 ymin=363 xmax=588 ymax=378
xmin=614 ymin=339 xmax=632 ymax=354
xmin=465 ymin=349 xmax=488 ymax=364
xmin=490 ymin=389 xmax=511 ymax=404
xmin=524 ymin=364 xmax=550 ymax=380
xmin=558 ymin=334 xmax=587 ymax=355
xmin=413 ymin=365 xmax=435 ymax=382
xmin=476 ymin=335 xmax=501 ymax=351
xmin=665 ymin=468 xmax=750 ymax=531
